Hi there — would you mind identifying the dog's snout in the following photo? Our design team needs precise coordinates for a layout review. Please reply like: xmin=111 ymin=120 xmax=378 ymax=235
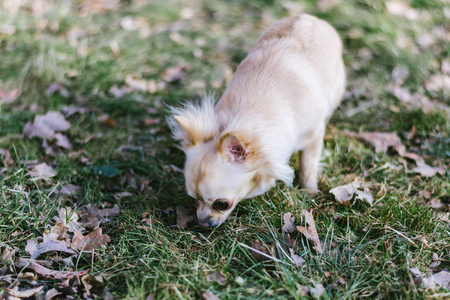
xmin=198 ymin=221 xmax=210 ymax=227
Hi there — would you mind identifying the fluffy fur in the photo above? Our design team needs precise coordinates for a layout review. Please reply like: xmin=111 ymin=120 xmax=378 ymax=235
xmin=169 ymin=14 xmax=346 ymax=227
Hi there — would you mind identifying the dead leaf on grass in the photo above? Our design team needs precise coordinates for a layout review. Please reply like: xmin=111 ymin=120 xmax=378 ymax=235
xmin=45 ymin=83 xmax=69 ymax=97
xmin=0 ymin=88 xmax=21 ymax=104
xmin=412 ymin=160 xmax=445 ymax=177
xmin=45 ymin=288 xmax=61 ymax=300
xmin=206 ymin=270 xmax=226 ymax=286
xmin=4 ymin=286 xmax=44 ymax=299
xmin=250 ymin=240 xmax=273 ymax=262
xmin=54 ymin=207 xmax=84 ymax=233
xmin=289 ymin=248 xmax=305 ymax=267
xmin=202 ymin=290 xmax=220 ymax=300
xmin=355 ymin=188 xmax=374 ymax=206
xmin=344 ymin=131 xmax=402 ymax=153
xmin=59 ymin=184 xmax=82 ymax=197
xmin=71 ymin=228 xmax=110 ymax=252
xmin=296 ymin=210 xmax=323 ymax=254
xmin=176 ymin=206 xmax=194 ymax=229
xmin=329 ymin=181 xmax=360 ymax=206
xmin=15 ymin=258 xmax=88 ymax=280
xmin=163 ymin=67 xmax=185 ymax=82
xmin=26 ymin=233 xmax=74 ymax=258
xmin=142 ymin=212 xmax=155 ymax=226
xmin=24 ymin=111 xmax=71 ymax=140
xmin=410 ymin=267 xmax=450 ymax=290
xmin=28 ymin=163 xmax=57 ymax=180
xmin=0 ymin=149 xmax=14 ymax=166
xmin=81 ymin=274 xmax=104 ymax=297
xmin=310 ymin=283 xmax=325 ymax=299
xmin=282 ymin=212 xmax=296 ymax=233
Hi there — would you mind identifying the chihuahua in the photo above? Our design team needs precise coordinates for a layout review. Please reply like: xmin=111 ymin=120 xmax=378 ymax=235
xmin=169 ymin=14 xmax=345 ymax=227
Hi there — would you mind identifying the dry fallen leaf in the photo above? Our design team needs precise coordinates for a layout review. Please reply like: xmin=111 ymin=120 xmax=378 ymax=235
xmin=410 ymin=267 xmax=450 ymax=290
xmin=0 ymin=149 xmax=14 ymax=166
xmin=282 ymin=212 xmax=296 ymax=233
xmin=176 ymin=206 xmax=194 ymax=229
xmin=206 ymin=270 xmax=226 ymax=286
xmin=28 ymin=163 xmax=57 ymax=180
xmin=71 ymin=228 xmax=111 ymax=252
xmin=412 ymin=160 xmax=445 ymax=177
xmin=309 ymin=283 xmax=325 ymax=299
xmin=54 ymin=207 xmax=84 ymax=233
xmin=250 ymin=240 xmax=272 ymax=262
xmin=355 ymin=188 xmax=374 ymax=206
xmin=163 ymin=67 xmax=186 ymax=82
xmin=24 ymin=111 xmax=71 ymax=140
xmin=15 ymin=258 xmax=88 ymax=280
xmin=329 ymin=181 xmax=361 ymax=206
xmin=0 ymin=88 xmax=21 ymax=104
xmin=45 ymin=288 xmax=62 ymax=300
xmin=26 ymin=233 xmax=74 ymax=258
xmin=81 ymin=274 xmax=104 ymax=297
xmin=45 ymin=83 xmax=69 ymax=97
xmin=202 ymin=290 xmax=220 ymax=300
xmin=296 ymin=210 xmax=323 ymax=254
xmin=289 ymin=248 xmax=305 ymax=267
xmin=4 ymin=286 xmax=44 ymax=299
xmin=59 ymin=184 xmax=82 ymax=197
xmin=345 ymin=131 xmax=402 ymax=153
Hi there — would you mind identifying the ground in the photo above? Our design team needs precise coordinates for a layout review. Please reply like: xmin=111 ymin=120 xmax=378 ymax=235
xmin=0 ymin=0 xmax=449 ymax=299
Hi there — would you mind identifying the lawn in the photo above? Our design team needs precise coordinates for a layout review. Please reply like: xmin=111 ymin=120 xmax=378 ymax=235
xmin=0 ymin=0 xmax=449 ymax=299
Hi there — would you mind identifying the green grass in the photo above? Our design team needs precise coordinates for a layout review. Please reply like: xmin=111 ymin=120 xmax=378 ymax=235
xmin=1 ymin=0 xmax=449 ymax=299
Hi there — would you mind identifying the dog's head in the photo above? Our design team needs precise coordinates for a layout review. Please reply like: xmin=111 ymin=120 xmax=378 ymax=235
xmin=169 ymin=96 xmax=293 ymax=227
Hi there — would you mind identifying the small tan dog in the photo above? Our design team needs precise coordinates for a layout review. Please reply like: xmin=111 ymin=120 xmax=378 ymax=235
xmin=169 ymin=14 xmax=345 ymax=227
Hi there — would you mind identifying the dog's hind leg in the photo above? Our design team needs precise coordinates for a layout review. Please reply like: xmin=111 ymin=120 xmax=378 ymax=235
xmin=299 ymin=128 xmax=325 ymax=194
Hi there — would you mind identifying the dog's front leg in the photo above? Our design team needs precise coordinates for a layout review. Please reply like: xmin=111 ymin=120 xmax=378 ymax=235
xmin=299 ymin=129 xmax=324 ymax=194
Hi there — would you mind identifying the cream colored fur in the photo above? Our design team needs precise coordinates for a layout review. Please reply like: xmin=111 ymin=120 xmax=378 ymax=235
xmin=169 ymin=14 xmax=346 ymax=227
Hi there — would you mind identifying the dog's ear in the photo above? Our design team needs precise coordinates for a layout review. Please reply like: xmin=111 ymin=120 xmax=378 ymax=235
xmin=218 ymin=133 xmax=250 ymax=163
xmin=168 ymin=95 xmax=218 ymax=149
xmin=171 ymin=114 xmax=197 ymax=148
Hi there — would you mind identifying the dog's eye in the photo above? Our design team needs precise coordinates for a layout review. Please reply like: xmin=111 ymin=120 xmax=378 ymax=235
xmin=213 ymin=200 xmax=230 ymax=211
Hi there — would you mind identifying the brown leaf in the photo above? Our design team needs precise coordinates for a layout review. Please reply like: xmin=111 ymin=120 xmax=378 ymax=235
xmin=0 ymin=149 xmax=14 ymax=166
xmin=81 ymin=274 xmax=104 ymax=297
xmin=5 ymin=286 xmax=44 ymax=299
xmin=24 ymin=111 xmax=71 ymax=140
xmin=15 ymin=258 xmax=89 ymax=280
xmin=289 ymin=248 xmax=305 ymax=267
xmin=296 ymin=210 xmax=323 ymax=254
xmin=60 ymin=184 xmax=83 ymax=197
xmin=25 ymin=233 xmax=75 ymax=258
xmin=250 ymin=240 xmax=272 ymax=262
xmin=310 ymin=283 xmax=325 ymax=299
xmin=45 ymin=83 xmax=69 ymax=97
xmin=54 ymin=133 xmax=72 ymax=149
xmin=71 ymin=228 xmax=110 ymax=252
xmin=142 ymin=212 xmax=155 ymax=226
xmin=45 ymin=288 xmax=61 ymax=300
xmin=54 ymin=207 xmax=84 ymax=233
xmin=206 ymin=270 xmax=226 ymax=286
xmin=355 ymin=188 xmax=374 ymax=206
xmin=0 ymin=88 xmax=21 ymax=104
xmin=163 ymin=67 xmax=185 ymax=82
xmin=28 ymin=163 xmax=57 ymax=180
xmin=109 ymin=85 xmax=133 ymax=97
xmin=176 ymin=206 xmax=194 ymax=229
xmin=329 ymin=181 xmax=360 ymax=206
xmin=282 ymin=212 xmax=296 ymax=233
xmin=345 ymin=131 xmax=402 ymax=153
xmin=412 ymin=160 xmax=445 ymax=177
xmin=50 ymin=222 xmax=69 ymax=240
xmin=202 ymin=290 xmax=220 ymax=300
